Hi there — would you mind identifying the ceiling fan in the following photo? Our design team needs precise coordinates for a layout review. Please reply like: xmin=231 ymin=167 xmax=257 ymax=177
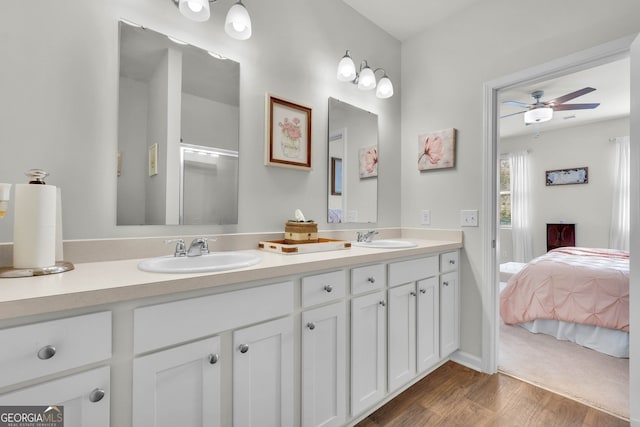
xmin=501 ymin=87 xmax=600 ymax=124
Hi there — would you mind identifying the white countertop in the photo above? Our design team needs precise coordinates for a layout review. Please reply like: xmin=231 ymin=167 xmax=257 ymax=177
xmin=0 ymin=237 xmax=461 ymax=321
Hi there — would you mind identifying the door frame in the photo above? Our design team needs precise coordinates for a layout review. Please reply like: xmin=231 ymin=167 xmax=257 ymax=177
xmin=481 ymin=34 xmax=637 ymax=374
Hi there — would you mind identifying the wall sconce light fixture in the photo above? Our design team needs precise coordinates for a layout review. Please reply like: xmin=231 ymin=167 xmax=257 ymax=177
xmin=170 ymin=0 xmax=252 ymax=40
xmin=336 ymin=50 xmax=394 ymax=99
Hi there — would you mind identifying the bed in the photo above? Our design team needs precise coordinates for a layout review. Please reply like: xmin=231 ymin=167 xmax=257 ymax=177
xmin=500 ymin=247 xmax=629 ymax=357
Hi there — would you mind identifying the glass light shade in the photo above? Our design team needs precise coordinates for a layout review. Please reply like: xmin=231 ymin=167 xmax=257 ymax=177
xmin=357 ymin=66 xmax=376 ymax=91
xmin=376 ymin=75 xmax=394 ymax=99
xmin=225 ymin=1 xmax=252 ymax=40
xmin=524 ymin=107 xmax=553 ymax=123
xmin=337 ymin=53 xmax=356 ymax=82
xmin=179 ymin=0 xmax=210 ymax=22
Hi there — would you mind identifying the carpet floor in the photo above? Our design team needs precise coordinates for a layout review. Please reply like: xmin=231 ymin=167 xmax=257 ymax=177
xmin=499 ymin=322 xmax=629 ymax=420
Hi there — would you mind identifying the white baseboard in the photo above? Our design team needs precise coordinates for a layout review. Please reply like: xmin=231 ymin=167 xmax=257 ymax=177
xmin=450 ymin=350 xmax=483 ymax=372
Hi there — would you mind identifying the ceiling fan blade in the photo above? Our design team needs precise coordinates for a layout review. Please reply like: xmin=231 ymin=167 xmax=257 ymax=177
xmin=545 ymin=87 xmax=596 ymax=105
xmin=502 ymin=100 xmax=531 ymax=109
xmin=500 ymin=110 xmax=526 ymax=119
xmin=553 ymin=103 xmax=600 ymax=111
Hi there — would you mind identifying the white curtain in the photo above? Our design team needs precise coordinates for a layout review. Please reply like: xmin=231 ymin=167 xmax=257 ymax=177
xmin=609 ymin=136 xmax=630 ymax=251
xmin=509 ymin=151 xmax=533 ymax=262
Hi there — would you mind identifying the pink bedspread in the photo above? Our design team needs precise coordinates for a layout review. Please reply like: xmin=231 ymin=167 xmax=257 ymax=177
xmin=500 ymin=247 xmax=629 ymax=332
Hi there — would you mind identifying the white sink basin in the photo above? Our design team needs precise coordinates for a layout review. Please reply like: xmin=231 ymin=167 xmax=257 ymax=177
xmin=352 ymin=240 xmax=418 ymax=249
xmin=138 ymin=252 xmax=262 ymax=274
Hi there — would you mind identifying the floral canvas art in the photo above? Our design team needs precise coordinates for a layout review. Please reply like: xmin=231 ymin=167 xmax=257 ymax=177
xmin=418 ymin=128 xmax=456 ymax=171
xmin=266 ymin=94 xmax=312 ymax=170
xmin=359 ymin=146 xmax=378 ymax=178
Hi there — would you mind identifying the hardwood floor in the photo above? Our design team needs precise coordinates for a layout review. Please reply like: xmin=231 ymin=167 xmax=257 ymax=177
xmin=356 ymin=361 xmax=629 ymax=427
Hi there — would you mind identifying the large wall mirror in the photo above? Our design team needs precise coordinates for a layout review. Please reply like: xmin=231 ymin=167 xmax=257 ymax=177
xmin=117 ymin=22 xmax=240 ymax=225
xmin=327 ymin=98 xmax=378 ymax=224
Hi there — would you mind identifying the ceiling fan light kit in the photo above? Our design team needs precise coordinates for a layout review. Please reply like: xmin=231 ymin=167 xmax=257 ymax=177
xmin=502 ymin=87 xmax=600 ymax=126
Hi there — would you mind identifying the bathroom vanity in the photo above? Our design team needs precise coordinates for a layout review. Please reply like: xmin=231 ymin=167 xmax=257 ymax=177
xmin=0 ymin=230 xmax=461 ymax=427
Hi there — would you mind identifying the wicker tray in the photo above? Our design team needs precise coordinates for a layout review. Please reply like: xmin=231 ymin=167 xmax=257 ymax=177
xmin=258 ymin=238 xmax=351 ymax=254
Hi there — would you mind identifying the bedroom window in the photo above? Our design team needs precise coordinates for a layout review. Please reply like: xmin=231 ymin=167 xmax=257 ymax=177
xmin=500 ymin=158 xmax=511 ymax=226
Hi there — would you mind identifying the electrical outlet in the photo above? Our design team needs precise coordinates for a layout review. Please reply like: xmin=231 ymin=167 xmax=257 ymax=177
xmin=460 ymin=209 xmax=478 ymax=227
xmin=421 ymin=210 xmax=431 ymax=225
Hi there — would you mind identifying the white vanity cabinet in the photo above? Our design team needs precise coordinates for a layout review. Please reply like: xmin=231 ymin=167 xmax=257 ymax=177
xmin=132 ymin=281 xmax=294 ymax=427
xmin=0 ymin=311 xmax=112 ymax=427
xmin=300 ymin=271 xmax=347 ymax=427
xmin=387 ymin=257 xmax=439 ymax=392
xmin=439 ymin=251 xmax=460 ymax=358
xmin=0 ymin=367 xmax=111 ymax=427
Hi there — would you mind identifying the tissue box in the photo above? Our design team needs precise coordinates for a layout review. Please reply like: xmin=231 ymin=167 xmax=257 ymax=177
xmin=284 ymin=221 xmax=318 ymax=244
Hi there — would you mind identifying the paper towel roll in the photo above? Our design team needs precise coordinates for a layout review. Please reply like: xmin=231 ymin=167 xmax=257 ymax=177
xmin=13 ymin=183 xmax=57 ymax=268
xmin=56 ymin=187 xmax=64 ymax=261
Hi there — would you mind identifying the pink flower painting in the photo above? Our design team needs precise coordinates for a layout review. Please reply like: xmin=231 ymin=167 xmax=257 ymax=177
xmin=359 ymin=145 xmax=378 ymax=178
xmin=418 ymin=128 xmax=456 ymax=171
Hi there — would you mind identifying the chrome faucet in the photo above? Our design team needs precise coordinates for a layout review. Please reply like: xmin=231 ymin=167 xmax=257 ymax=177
xmin=165 ymin=239 xmax=187 ymax=257
xmin=356 ymin=230 xmax=379 ymax=242
xmin=187 ymin=237 xmax=210 ymax=257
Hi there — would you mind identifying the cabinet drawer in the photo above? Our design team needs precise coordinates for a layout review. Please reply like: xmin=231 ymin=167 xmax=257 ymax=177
xmin=388 ymin=256 xmax=438 ymax=287
xmin=134 ymin=281 xmax=293 ymax=354
xmin=301 ymin=270 xmax=345 ymax=308
xmin=351 ymin=264 xmax=386 ymax=295
xmin=440 ymin=251 xmax=459 ymax=272
xmin=0 ymin=311 xmax=112 ymax=388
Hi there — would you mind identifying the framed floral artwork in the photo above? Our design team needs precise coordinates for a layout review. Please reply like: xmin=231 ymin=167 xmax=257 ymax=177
xmin=265 ymin=94 xmax=312 ymax=170
xmin=358 ymin=145 xmax=378 ymax=178
xmin=418 ymin=128 xmax=456 ymax=171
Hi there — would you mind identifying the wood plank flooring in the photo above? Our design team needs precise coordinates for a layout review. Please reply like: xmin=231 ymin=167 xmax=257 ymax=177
xmin=356 ymin=361 xmax=629 ymax=427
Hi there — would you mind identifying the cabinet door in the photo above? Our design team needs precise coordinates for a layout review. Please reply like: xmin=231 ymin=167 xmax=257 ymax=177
xmin=417 ymin=277 xmax=439 ymax=372
xmin=301 ymin=302 xmax=346 ymax=427
xmin=387 ymin=283 xmax=416 ymax=392
xmin=233 ymin=316 xmax=293 ymax=427
xmin=350 ymin=291 xmax=386 ymax=416
xmin=440 ymin=271 xmax=459 ymax=357
xmin=132 ymin=337 xmax=221 ymax=427
xmin=0 ymin=366 xmax=110 ymax=427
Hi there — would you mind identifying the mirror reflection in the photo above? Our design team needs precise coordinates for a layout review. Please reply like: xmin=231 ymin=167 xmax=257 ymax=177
xmin=328 ymin=98 xmax=378 ymax=224
xmin=117 ymin=22 xmax=240 ymax=225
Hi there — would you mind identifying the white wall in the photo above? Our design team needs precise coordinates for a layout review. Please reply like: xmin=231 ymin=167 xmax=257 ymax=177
xmin=0 ymin=0 xmax=401 ymax=242
xmin=401 ymin=0 xmax=640 ymax=361
xmin=500 ymin=117 xmax=629 ymax=261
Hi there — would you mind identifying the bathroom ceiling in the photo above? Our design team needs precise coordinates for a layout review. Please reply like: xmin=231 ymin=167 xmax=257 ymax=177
xmin=342 ymin=0 xmax=483 ymax=41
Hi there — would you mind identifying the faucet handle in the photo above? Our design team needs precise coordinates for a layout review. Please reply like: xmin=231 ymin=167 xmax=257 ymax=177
xmin=165 ymin=239 xmax=186 ymax=257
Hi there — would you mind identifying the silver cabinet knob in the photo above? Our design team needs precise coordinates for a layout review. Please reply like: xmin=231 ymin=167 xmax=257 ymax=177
xmin=89 ymin=388 xmax=105 ymax=403
xmin=449 ymin=259 xmax=456 ymax=265
xmin=367 ymin=277 xmax=376 ymax=284
xmin=443 ymin=281 xmax=449 ymax=287
xmin=238 ymin=344 xmax=249 ymax=354
xmin=208 ymin=353 xmax=220 ymax=364
xmin=307 ymin=322 xmax=316 ymax=330
xmin=379 ymin=300 xmax=386 ymax=307
xmin=420 ymin=288 xmax=427 ymax=294
xmin=410 ymin=291 xmax=417 ymax=297
xmin=323 ymin=284 xmax=333 ymax=293
xmin=37 ymin=345 xmax=56 ymax=360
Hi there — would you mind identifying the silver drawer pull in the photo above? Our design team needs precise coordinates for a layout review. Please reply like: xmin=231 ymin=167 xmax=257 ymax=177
xmin=410 ymin=291 xmax=417 ymax=297
xmin=420 ymin=288 xmax=427 ymax=294
xmin=37 ymin=345 xmax=56 ymax=360
xmin=379 ymin=300 xmax=386 ymax=307
xmin=323 ymin=284 xmax=333 ymax=293
xmin=238 ymin=344 xmax=249 ymax=354
xmin=307 ymin=322 xmax=316 ymax=330
xmin=443 ymin=281 xmax=449 ymax=287
xmin=89 ymin=388 xmax=105 ymax=403
xmin=208 ymin=353 xmax=220 ymax=364
xmin=367 ymin=277 xmax=376 ymax=284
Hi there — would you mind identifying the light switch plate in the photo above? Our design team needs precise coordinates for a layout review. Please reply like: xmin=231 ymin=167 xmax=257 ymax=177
xmin=460 ymin=209 xmax=478 ymax=227
xmin=421 ymin=210 xmax=431 ymax=225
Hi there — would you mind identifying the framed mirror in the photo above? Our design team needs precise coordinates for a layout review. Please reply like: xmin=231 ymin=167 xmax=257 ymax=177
xmin=327 ymin=98 xmax=378 ymax=224
xmin=117 ymin=22 xmax=240 ymax=225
